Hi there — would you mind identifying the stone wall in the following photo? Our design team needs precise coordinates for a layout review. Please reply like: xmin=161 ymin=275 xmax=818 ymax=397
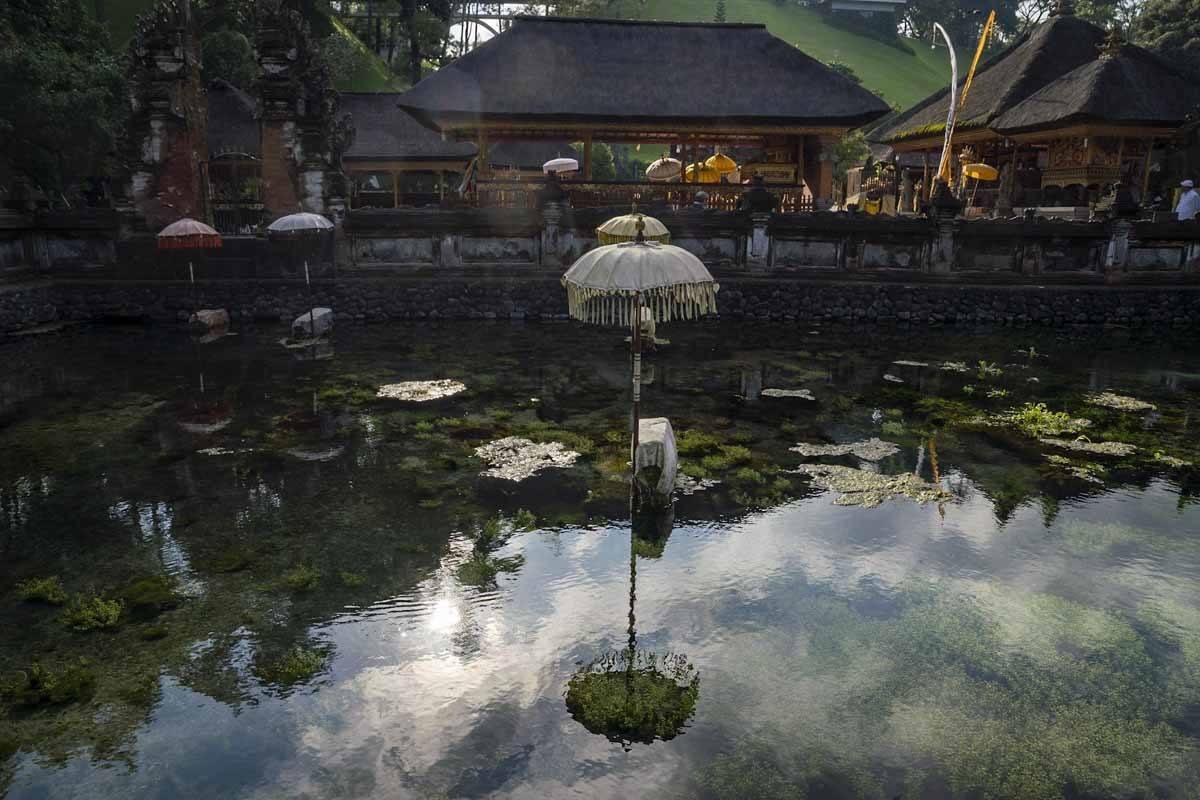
xmin=4 ymin=274 xmax=1200 ymax=334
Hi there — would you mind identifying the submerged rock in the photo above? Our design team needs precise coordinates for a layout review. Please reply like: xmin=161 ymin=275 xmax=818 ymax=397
xmin=892 ymin=359 xmax=929 ymax=367
xmin=1153 ymin=452 xmax=1192 ymax=468
xmin=883 ymin=374 xmax=904 ymax=384
xmin=791 ymin=463 xmax=951 ymax=507
xmin=285 ymin=444 xmax=346 ymax=462
xmin=939 ymin=361 xmax=969 ymax=372
xmin=675 ymin=472 xmax=719 ymax=495
xmin=292 ymin=307 xmax=333 ymax=338
xmin=377 ymin=379 xmax=467 ymax=402
xmin=474 ymin=436 xmax=580 ymax=481
xmin=790 ymin=437 xmax=899 ymax=461
xmin=761 ymin=388 xmax=815 ymax=400
xmin=1038 ymin=437 xmax=1137 ymax=457
xmin=1086 ymin=392 xmax=1156 ymax=412
xmin=188 ymin=309 xmax=229 ymax=331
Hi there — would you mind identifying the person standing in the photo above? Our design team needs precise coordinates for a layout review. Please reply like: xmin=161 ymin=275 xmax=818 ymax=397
xmin=1176 ymin=179 xmax=1199 ymax=221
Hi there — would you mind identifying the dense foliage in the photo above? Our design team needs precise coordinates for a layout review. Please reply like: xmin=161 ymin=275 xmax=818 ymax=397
xmin=0 ymin=0 xmax=126 ymax=197
xmin=1136 ymin=0 xmax=1200 ymax=79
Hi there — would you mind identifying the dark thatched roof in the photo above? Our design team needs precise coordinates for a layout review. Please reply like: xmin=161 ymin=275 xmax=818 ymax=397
xmin=992 ymin=45 xmax=1200 ymax=134
xmin=397 ymin=16 xmax=890 ymax=129
xmin=341 ymin=92 xmax=475 ymax=161
xmin=875 ymin=14 xmax=1200 ymax=144
xmin=341 ymin=92 xmax=575 ymax=169
xmin=207 ymin=80 xmax=259 ymax=158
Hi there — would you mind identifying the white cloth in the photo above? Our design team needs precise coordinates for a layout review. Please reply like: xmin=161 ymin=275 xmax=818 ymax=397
xmin=1176 ymin=189 xmax=1200 ymax=221
xmin=634 ymin=418 xmax=678 ymax=501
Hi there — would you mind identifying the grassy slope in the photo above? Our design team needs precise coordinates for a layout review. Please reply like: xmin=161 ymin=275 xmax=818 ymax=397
xmin=95 ymin=0 xmax=402 ymax=92
xmin=617 ymin=0 xmax=951 ymax=110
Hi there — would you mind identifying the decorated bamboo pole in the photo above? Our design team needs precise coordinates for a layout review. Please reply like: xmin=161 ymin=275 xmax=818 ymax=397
xmin=631 ymin=290 xmax=642 ymax=491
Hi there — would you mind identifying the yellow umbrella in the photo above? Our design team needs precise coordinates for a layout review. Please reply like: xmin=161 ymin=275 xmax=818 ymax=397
xmin=963 ymin=163 xmax=998 ymax=181
xmin=596 ymin=212 xmax=671 ymax=245
xmin=684 ymin=163 xmax=721 ymax=184
xmin=705 ymin=152 xmax=738 ymax=175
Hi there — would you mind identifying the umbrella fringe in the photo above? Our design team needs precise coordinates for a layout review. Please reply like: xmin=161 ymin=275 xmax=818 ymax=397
xmin=563 ymin=281 xmax=719 ymax=326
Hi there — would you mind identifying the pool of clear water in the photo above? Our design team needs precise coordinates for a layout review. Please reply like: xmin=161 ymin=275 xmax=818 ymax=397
xmin=2 ymin=320 xmax=1200 ymax=799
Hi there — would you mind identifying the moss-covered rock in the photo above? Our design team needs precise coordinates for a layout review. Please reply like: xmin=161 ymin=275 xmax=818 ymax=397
xmin=15 ymin=576 xmax=67 ymax=605
xmin=58 ymin=595 xmax=123 ymax=632
xmin=1 ymin=661 xmax=96 ymax=708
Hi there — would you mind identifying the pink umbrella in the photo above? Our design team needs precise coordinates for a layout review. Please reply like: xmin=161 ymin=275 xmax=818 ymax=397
xmin=157 ymin=218 xmax=222 ymax=292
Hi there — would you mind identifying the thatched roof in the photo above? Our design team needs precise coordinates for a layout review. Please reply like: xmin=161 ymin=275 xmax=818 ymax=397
xmin=207 ymin=80 xmax=259 ymax=158
xmin=875 ymin=13 xmax=1200 ymax=144
xmin=342 ymin=92 xmax=475 ymax=161
xmin=341 ymin=92 xmax=575 ymax=169
xmin=992 ymin=44 xmax=1200 ymax=134
xmin=397 ymin=16 xmax=890 ymax=130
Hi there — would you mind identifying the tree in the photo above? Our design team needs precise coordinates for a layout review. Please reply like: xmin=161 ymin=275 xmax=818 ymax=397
xmin=714 ymin=0 xmax=727 ymax=23
xmin=202 ymin=29 xmax=257 ymax=87
xmin=1136 ymin=0 xmax=1200 ymax=79
xmin=901 ymin=0 xmax=1021 ymax=47
xmin=1018 ymin=0 xmax=1140 ymax=33
xmin=592 ymin=142 xmax=616 ymax=181
xmin=0 ymin=0 xmax=126 ymax=197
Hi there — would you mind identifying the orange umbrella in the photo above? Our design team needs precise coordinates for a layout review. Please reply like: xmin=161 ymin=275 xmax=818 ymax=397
xmin=158 ymin=218 xmax=222 ymax=299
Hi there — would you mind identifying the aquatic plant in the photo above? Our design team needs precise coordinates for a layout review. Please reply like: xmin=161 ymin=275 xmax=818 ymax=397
xmin=1153 ymin=451 xmax=1192 ymax=468
xmin=790 ymin=438 xmax=899 ymax=462
xmin=457 ymin=554 xmax=525 ymax=587
xmin=119 ymin=576 xmax=181 ymax=617
xmin=513 ymin=508 xmax=537 ymax=530
xmin=253 ymin=646 xmax=330 ymax=687
xmin=15 ymin=576 xmax=67 ymax=605
xmin=338 ymin=571 xmax=366 ymax=588
xmin=792 ymin=463 xmax=950 ymax=507
xmin=940 ymin=361 xmax=969 ymax=372
xmin=1039 ymin=437 xmax=1137 ymax=458
xmin=998 ymin=403 xmax=1091 ymax=438
xmin=733 ymin=467 xmax=766 ymax=485
xmin=976 ymin=360 xmax=1003 ymax=379
xmin=564 ymin=649 xmax=699 ymax=746
xmin=881 ymin=421 xmax=905 ymax=437
xmin=1087 ymin=392 xmax=1156 ymax=413
xmin=140 ymin=625 xmax=169 ymax=641
xmin=278 ymin=565 xmax=320 ymax=593
xmin=675 ymin=429 xmax=722 ymax=456
xmin=1 ymin=661 xmax=96 ymax=708
xmin=59 ymin=595 xmax=123 ymax=632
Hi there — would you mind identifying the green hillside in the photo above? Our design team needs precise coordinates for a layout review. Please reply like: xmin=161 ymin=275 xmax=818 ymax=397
xmin=93 ymin=0 xmax=401 ymax=92
xmin=613 ymin=0 xmax=952 ymax=109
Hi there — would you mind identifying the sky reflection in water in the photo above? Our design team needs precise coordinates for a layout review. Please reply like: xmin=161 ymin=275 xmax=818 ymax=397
xmin=1 ymin=321 xmax=1200 ymax=799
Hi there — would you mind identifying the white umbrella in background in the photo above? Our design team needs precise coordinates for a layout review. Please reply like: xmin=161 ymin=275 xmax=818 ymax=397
xmin=645 ymin=157 xmax=682 ymax=183
xmin=267 ymin=212 xmax=335 ymax=337
xmin=543 ymin=157 xmax=580 ymax=175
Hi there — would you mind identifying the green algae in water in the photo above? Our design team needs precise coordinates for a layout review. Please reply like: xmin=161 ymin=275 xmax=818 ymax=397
xmin=995 ymin=403 xmax=1091 ymax=438
xmin=792 ymin=463 xmax=950 ymax=507
xmin=456 ymin=554 xmax=525 ymax=588
xmin=119 ymin=576 xmax=181 ymax=617
xmin=564 ymin=650 xmax=699 ymax=746
xmin=1 ymin=661 xmax=96 ymax=708
xmin=59 ymin=595 xmax=123 ymax=632
xmin=338 ymin=571 xmax=367 ymax=588
xmin=253 ymin=646 xmax=330 ymax=687
xmin=15 ymin=576 xmax=66 ymax=605
xmin=277 ymin=565 xmax=320 ymax=593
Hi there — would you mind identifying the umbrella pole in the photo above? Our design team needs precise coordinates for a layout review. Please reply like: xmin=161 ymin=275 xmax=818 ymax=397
xmin=305 ymin=258 xmax=315 ymax=338
xmin=189 ymin=260 xmax=196 ymax=310
xmin=630 ymin=292 xmax=642 ymax=499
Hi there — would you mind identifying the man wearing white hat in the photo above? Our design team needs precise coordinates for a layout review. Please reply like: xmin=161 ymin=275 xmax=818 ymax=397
xmin=1177 ymin=179 xmax=1199 ymax=221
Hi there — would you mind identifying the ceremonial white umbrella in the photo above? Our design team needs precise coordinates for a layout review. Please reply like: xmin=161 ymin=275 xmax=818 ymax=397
xmin=596 ymin=211 xmax=670 ymax=245
xmin=157 ymin=218 xmax=222 ymax=306
xmin=644 ymin=157 xmax=682 ymax=183
xmin=543 ymin=157 xmax=580 ymax=175
xmin=267 ymin=212 xmax=335 ymax=338
xmin=562 ymin=219 xmax=718 ymax=459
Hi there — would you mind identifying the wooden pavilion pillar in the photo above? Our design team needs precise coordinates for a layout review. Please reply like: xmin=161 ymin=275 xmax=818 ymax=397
xmin=583 ymin=132 xmax=593 ymax=180
xmin=808 ymin=135 xmax=837 ymax=207
xmin=922 ymin=150 xmax=931 ymax=202
xmin=477 ymin=130 xmax=490 ymax=180
xmin=392 ymin=170 xmax=400 ymax=208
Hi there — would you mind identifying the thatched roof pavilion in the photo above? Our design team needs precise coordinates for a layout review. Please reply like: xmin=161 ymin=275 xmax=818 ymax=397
xmin=396 ymin=16 xmax=890 ymax=207
xmin=340 ymin=92 xmax=574 ymax=208
xmin=875 ymin=4 xmax=1200 ymax=209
